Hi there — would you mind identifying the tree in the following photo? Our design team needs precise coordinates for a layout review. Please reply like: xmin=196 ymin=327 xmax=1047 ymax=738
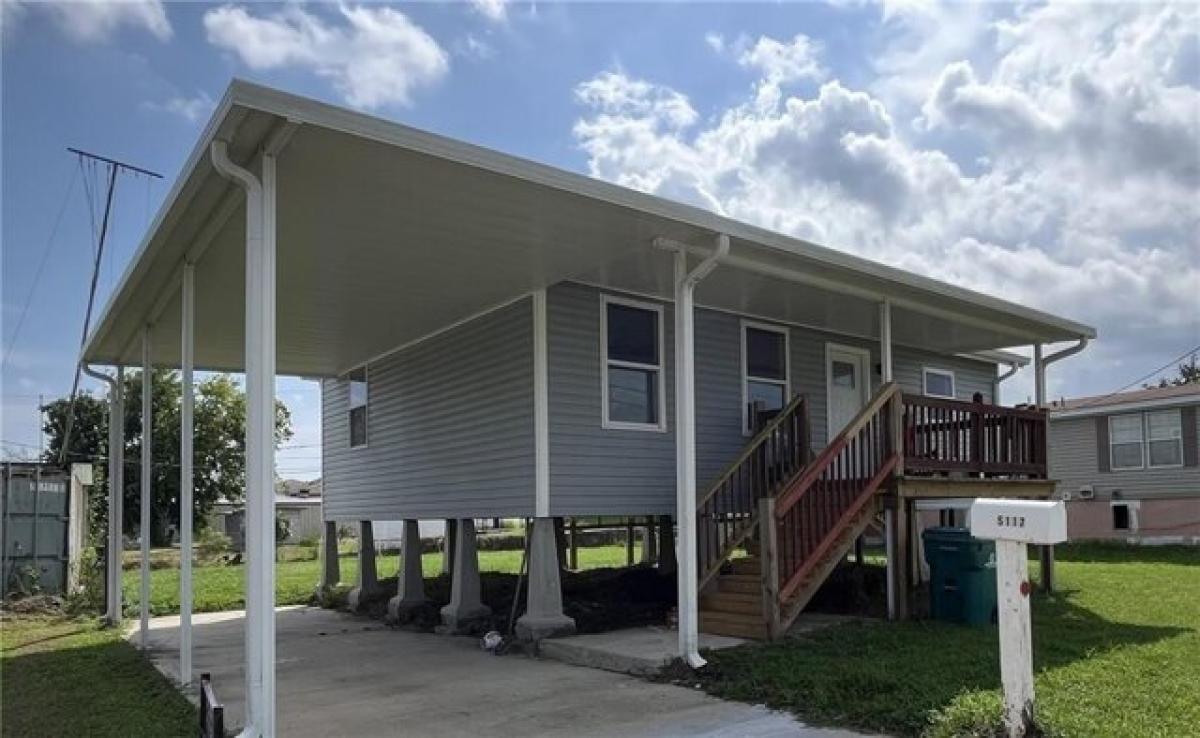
xmin=1145 ymin=353 xmax=1199 ymax=388
xmin=43 ymin=370 xmax=293 ymax=546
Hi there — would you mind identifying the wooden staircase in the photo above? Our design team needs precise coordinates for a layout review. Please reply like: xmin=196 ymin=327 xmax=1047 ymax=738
xmin=697 ymin=384 xmax=903 ymax=640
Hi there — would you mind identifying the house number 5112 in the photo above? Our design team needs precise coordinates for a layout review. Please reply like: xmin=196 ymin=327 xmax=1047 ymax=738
xmin=996 ymin=515 xmax=1026 ymax=528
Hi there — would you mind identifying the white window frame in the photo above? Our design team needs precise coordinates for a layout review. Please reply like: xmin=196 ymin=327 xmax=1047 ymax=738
xmin=1110 ymin=500 xmax=1139 ymax=532
xmin=348 ymin=365 xmax=369 ymax=449
xmin=922 ymin=367 xmax=957 ymax=399
xmin=600 ymin=294 xmax=667 ymax=432
xmin=1108 ymin=413 xmax=1144 ymax=471
xmin=741 ymin=320 xmax=790 ymax=435
xmin=1146 ymin=409 xmax=1184 ymax=469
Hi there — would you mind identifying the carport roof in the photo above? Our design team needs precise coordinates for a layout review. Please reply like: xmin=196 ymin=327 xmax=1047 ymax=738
xmin=81 ymin=79 xmax=1094 ymax=378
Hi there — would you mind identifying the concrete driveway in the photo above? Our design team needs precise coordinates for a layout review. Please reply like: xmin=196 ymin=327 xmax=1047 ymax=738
xmin=137 ymin=607 xmax=864 ymax=737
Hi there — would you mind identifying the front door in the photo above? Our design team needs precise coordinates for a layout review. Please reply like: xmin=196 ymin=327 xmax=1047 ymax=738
xmin=826 ymin=344 xmax=870 ymax=439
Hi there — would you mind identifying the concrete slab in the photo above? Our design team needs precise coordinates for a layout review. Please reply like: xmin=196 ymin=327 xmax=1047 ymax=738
xmin=134 ymin=607 xmax=869 ymax=737
xmin=539 ymin=626 xmax=746 ymax=676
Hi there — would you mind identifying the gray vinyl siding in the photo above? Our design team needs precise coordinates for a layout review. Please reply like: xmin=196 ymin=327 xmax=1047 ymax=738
xmin=547 ymin=283 xmax=677 ymax=516
xmin=546 ymin=282 xmax=1000 ymax=516
xmin=1049 ymin=406 xmax=1200 ymax=500
xmin=321 ymin=298 xmax=536 ymax=521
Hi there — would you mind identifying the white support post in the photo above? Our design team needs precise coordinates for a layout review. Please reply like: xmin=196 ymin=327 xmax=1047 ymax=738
xmin=180 ymin=262 xmax=195 ymax=686
xmin=880 ymin=300 xmax=896 ymax=619
xmin=996 ymin=540 xmax=1036 ymax=734
xmin=1033 ymin=343 xmax=1045 ymax=408
xmin=105 ymin=366 xmax=124 ymax=626
xmin=879 ymin=300 xmax=893 ymax=383
xmin=672 ymin=233 xmax=728 ymax=669
xmin=211 ymin=138 xmax=276 ymax=737
xmin=140 ymin=327 xmax=152 ymax=650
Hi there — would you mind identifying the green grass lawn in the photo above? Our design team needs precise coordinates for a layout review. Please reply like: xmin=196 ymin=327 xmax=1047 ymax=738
xmin=122 ymin=544 xmax=634 ymax=616
xmin=0 ymin=615 xmax=195 ymax=737
xmin=692 ymin=543 xmax=1200 ymax=737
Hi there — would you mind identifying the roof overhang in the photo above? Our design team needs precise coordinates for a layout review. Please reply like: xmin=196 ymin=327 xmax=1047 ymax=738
xmin=82 ymin=80 xmax=1095 ymax=378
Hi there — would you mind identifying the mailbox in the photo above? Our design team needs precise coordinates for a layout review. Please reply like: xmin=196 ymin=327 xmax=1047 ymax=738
xmin=970 ymin=499 xmax=1067 ymax=546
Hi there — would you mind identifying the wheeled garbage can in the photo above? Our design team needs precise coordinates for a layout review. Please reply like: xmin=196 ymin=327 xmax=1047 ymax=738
xmin=922 ymin=526 xmax=997 ymax=626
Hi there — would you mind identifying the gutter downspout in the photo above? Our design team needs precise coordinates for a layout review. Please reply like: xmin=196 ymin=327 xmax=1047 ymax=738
xmin=993 ymin=361 xmax=1021 ymax=406
xmin=670 ymin=233 xmax=729 ymax=669
xmin=211 ymin=139 xmax=274 ymax=738
xmin=1034 ymin=337 xmax=1090 ymax=407
xmin=82 ymin=363 xmax=123 ymax=627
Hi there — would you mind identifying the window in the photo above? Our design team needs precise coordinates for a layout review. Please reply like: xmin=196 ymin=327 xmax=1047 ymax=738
xmin=1147 ymin=409 xmax=1183 ymax=468
xmin=923 ymin=367 xmax=956 ymax=399
xmin=1112 ymin=503 xmax=1131 ymax=531
xmin=349 ymin=366 xmax=368 ymax=448
xmin=602 ymin=296 xmax=664 ymax=430
xmin=1109 ymin=413 xmax=1143 ymax=470
xmin=743 ymin=323 xmax=788 ymax=433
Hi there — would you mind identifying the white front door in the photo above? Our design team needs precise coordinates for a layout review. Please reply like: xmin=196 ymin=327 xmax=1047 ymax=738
xmin=826 ymin=344 xmax=871 ymax=439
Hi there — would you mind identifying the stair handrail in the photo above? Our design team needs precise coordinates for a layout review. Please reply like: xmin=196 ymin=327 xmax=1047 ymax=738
xmin=773 ymin=382 xmax=902 ymax=602
xmin=697 ymin=393 xmax=809 ymax=511
xmin=696 ymin=393 xmax=810 ymax=589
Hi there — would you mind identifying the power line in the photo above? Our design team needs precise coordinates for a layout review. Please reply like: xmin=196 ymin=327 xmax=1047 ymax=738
xmin=1070 ymin=345 xmax=1200 ymax=410
xmin=1 ymin=168 xmax=80 ymax=370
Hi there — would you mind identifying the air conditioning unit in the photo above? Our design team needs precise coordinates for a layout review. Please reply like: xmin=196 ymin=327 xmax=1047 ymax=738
xmin=1077 ymin=485 xmax=1095 ymax=500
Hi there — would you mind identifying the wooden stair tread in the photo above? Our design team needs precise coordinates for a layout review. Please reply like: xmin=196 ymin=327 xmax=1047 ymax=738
xmin=701 ymin=591 xmax=763 ymax=616
xmin=699 ymin=610 xmax=768 ymax=640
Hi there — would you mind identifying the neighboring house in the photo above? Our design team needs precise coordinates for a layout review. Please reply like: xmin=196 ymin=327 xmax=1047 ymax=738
xmin=208 ymin=480 xmax=324 ymax=546
xmin=80 ymin=81 xmax=1095 ymax=726
xmin=1048 ymin=385 xmax=1200 ymax=544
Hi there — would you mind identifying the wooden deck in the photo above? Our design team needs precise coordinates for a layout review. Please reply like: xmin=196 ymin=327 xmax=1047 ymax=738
xmin=894 ymin=476 xmax=1056 ymax=500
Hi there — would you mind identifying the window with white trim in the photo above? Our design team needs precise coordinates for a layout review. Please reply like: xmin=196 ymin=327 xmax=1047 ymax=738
xmin=602 ymin=297 xmax=664 ymax=430
xmin=1146 ymin=409 xmax=1183 ymax=468
xmin=743 ymin=323 xmax=788 ymax=433
xmin=923 ymin=367 xmax=956 ymax=399
xmin=1109 ymin=413 xmax=1144 ymax=470
xmin=349 ymin=367 xmax=368 ymax=448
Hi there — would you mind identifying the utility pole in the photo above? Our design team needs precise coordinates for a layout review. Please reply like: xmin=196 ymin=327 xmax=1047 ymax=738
xmin=59 ymin=148 xmax=161 ymax=464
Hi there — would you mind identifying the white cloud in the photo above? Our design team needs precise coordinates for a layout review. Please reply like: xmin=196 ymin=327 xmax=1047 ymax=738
xmin=454 ymin=33 xmax=493 ymax=60
xmin=203 ymin=3 xmax=449 ymax=109
xmin=30 ymin=0 xmax=172 ymax=42
xmin=469 ymin=0 xmax=508 ymax=24
xmin=704 ymin=32 xmax=725 ymax=54
xmin=143 ymin=92 xmax=215 ymax=123
xmin=738 ymin=33 xmax=825 ymax=86
xmin=572 ymin=14 xmax=1200 ymax=395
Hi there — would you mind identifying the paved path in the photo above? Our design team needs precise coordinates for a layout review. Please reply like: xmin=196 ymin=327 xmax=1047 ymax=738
xmin=135 ymin=607 xmax=870 ymax=737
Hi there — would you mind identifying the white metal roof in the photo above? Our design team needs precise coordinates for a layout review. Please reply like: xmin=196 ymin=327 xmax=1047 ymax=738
xmin=82 ymin=80 xmax=1094 ymax=377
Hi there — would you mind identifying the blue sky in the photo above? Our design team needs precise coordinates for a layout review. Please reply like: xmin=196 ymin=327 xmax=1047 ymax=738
xmin=3 ymin=1 xmax=1198 ymax=479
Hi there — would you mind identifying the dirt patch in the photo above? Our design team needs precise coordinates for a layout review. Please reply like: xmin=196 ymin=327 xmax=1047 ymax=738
xmin=327 ymin=565 xmax=677 ymax=636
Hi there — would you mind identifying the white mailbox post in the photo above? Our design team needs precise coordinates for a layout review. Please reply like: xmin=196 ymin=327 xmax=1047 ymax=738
xmin=970 ymin=499 xmax=1067 ymax=738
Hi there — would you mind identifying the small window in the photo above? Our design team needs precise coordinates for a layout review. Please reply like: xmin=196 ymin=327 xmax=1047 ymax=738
xmin=743 ymin=323 xmax=788 ymax=433
xmin=923 ymin=368 xmax=956 ymax=399
xmin=1109 ymin=414 xmax=1143 ymax=470
xmin=349 ymin=367 xmax=368 ymax=448
xmin=602 ymin=297 xmax=664 ymax=430
xmin=1111 ymin=503 xmax=1131 ymax=531
xmin=1147 ymin=409 xmax=1183 ymax=468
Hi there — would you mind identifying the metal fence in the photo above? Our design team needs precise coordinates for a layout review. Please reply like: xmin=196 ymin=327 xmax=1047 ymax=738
xmin=2 ymin=463 xmax=71 ymax=597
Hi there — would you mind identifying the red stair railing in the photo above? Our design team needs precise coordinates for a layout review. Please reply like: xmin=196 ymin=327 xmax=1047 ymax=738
xmin=772 ymin=383 xmax=902 ymax=602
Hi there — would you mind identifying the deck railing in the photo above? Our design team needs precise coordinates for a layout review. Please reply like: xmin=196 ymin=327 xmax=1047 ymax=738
xmin=697 ymin=394 xmax=810 ymax=589
xmin=901 ymin=394 xmax=1048 ymax=478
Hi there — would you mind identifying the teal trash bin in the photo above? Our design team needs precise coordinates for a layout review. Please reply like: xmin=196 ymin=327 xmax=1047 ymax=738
xmin=922 ymin=527 xmax=997 ymax=626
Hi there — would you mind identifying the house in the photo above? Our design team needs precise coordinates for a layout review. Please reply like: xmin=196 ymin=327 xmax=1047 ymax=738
xmin=207 ymin=480 xmax=324 ymax=547
xmin=78 ymin=80 xmax=1094 ymax=736
xmin=1048 ymin=384 xmax=1199 ymax=544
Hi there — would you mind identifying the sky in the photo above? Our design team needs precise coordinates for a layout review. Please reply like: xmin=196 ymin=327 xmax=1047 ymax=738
xmin=2 ymin=0 xmax=1198 ymax=480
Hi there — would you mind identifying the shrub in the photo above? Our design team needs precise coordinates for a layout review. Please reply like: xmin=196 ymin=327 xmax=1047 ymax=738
xmin=196 ymin=528 xmax=232 ymax=562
